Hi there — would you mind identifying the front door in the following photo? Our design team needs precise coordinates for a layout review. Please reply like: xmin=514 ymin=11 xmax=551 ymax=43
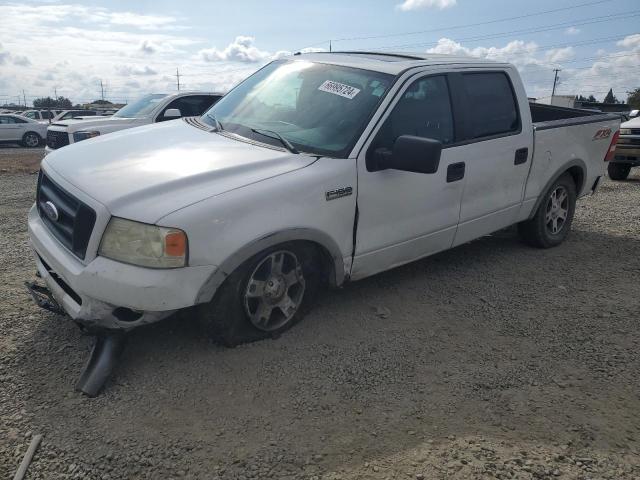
xmin=351 ymin=73 xmax=466 ymax=280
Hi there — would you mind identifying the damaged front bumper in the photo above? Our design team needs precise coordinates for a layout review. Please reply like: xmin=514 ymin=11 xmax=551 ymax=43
xmin=27 ymin=205 xmax=217 ymax=331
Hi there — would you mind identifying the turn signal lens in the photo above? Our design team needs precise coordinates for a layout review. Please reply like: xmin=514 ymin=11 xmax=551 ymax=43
xmin=165 ymin=231 xmax=187 ymax=257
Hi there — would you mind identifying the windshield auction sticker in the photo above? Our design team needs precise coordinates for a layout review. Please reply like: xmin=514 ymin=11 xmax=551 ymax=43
xmin=318 ymin=80 xmax=361 ymax=99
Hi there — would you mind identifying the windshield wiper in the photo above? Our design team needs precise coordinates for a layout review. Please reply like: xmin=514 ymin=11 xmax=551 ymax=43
xmin=205 ymin=113 xmax=224 ymax=132
xmin=250 ymin=127 xmax=299 ymax=154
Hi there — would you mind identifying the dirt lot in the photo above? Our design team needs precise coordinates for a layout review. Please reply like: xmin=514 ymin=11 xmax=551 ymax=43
xmin=1 ymin=161 xmax=639 ymax=479
xmin=0 ymin=145 xmax=45 ymax=173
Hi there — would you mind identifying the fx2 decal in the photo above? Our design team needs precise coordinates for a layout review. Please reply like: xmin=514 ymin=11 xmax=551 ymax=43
xmin=592 ymin=128 xmax=612 ymax=141
xmin=325 ymin=186 xmax=353 ymax=201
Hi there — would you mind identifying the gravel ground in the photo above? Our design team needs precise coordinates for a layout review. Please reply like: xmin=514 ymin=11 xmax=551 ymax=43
xmin=0 ymin=145 xmax=45 ymax=173
xmin=1 ymin=168 xmax=639 ymax=479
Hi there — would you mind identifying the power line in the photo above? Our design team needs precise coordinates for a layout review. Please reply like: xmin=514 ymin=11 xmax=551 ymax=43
xmin=299 ymin=0 xmax=615 ymax=49
xmin=373 ymin=10 xmax=640 ymax=51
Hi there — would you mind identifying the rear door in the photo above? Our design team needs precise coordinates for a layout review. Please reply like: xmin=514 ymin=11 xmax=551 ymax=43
xmin=450 ymin=70 xmax=533 ymax=246
xmin=351 ymin=73 xmax=467 ymax=279
xmin=0 ymin=116 xmax=23 ymax=141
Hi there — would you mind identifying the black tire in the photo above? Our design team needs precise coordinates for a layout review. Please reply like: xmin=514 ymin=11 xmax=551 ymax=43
xmin=607 ymin=163 xmax=631 ymax=181
xmin=197 ymin=242 xmax=322 ymax=347
xmin=21 ymin=132 xmax=41 ymax=148
xmin=518 ymin=173 xmax=576 ymax=248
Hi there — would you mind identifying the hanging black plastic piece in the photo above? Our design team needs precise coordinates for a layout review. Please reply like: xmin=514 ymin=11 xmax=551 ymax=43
xmin=75 ymin=333 xmax=127 ymax=397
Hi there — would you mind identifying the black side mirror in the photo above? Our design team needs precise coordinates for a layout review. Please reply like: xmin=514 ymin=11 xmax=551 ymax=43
xmin=373 ymin=135 xmax=442 ymax=174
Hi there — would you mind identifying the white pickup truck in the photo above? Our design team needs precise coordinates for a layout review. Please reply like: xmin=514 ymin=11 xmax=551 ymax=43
xmin=28 ymin=52 xmax=620 ymax=351
xmin=45 ymin=92 xmax=222 ymax=151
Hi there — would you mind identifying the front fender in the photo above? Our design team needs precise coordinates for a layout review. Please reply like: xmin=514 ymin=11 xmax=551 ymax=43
xmin=194 ymin=228 xmax=346 ymax=304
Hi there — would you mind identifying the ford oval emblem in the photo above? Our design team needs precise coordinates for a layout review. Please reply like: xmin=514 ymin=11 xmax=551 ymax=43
xmin=43 ymin=201 xmax=59 ymax=222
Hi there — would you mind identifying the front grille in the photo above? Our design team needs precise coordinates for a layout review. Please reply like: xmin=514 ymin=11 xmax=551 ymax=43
xmin=629 ymin=129 xmax=640 ymax=135
xmin=37 ymin=172 xmax=96 ymax=259
xmin=46 ymin=130 xmax=69 ymax=149
xmin=38 ymin=254 xmax=82 ymax=305
xmin=617 ymin=137 xmax=640 ymax=146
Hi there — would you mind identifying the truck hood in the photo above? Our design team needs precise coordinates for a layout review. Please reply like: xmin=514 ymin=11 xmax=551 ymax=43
xmin=43 ymin=119 xmax=317 ymax=223
xmin=50 ymin=116 xmax=143 ymax=132
xmin=621 ymin=116 xmax=640 ymax=129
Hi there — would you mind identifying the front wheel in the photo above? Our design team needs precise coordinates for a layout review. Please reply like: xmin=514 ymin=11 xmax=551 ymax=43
xmin=22 ymin=132 xmax=41 ymax=148
xmin=607 ymin=163 xmax=631 ymax=181
xmin=197 ymin=243 xmax=320 ymax=347
xmin=518 ymin=173 xmax=576 ymax=248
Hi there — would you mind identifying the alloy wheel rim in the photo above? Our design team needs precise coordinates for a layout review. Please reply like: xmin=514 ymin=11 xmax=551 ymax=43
xmin=243 ymin=250 xmax=305 ymax=332
xmin=25 ymin=134 xmax=38 ymax=147
xmin=545 ymin=186 xmax=569 ymax=235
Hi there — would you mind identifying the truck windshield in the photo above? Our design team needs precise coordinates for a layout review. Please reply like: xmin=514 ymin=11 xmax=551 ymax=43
xmin=113 ymin=94 xmax=168 ymax=119
xmin=201 ymin=60 xmax=394 ymax=157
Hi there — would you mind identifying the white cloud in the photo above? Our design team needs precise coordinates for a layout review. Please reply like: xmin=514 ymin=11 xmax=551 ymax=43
xmin=12 ymin=55 xmax=32 ymax=66
xmin=544 ymin=47 xmax=574 ymax=63
xmin=0 ymin=43 xmax=32 ymax=67
xmin=115 ymin=65 xmax=158 ymax=76
xmin=565 ymin=27 xmax=580 ymax=35
xmin=616 ymin=33 xmax=640 ymax=50
xmin=425 ymin=36 xmax=638 ymax=102
xmin=140 ymin=40 xmax=157 ymax=55
xmin=397 ymin=0 xmax=456 ymax=11
xmin=199 ymin=36 xmax=270 ymax=63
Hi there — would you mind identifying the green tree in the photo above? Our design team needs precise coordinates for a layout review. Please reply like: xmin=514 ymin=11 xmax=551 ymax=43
xmin=627 ymin=88 xmax=640 ymax=109
xmin=33 ymin=96 xmax=72 ymax=109
xmin=603 ymin=89 xmax=619 ymax=104
xmin=587 ymin=95 xmax=597 ymax=102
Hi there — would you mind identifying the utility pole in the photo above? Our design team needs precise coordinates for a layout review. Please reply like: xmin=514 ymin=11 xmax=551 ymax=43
xmin=100 ymin=80 xmax=105 ymax=101
xmin=22 ymin=90 xmax=27 ymax=107
xmin=329 ymin=40 xmax=332 ymax=52
xmin=54 ymin=87 xmax=58 ymax=98
xmin=175 ymin=68 xmax=181 ymax=91
xmin=551 ymin=69 xmax=561 ymax=99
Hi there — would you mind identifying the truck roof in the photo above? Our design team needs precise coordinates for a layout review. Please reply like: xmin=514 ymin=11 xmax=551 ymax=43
xmin=296 ymin=51 xmax=506 ymax=75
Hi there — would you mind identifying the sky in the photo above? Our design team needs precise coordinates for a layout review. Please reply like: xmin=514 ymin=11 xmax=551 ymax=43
xmin=1 ymin=0 xmax=639 ymax=106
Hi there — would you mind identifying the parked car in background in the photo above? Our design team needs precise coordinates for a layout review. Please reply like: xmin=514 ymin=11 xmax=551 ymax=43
xmin=0 ymin=113 xmax=47 ymax=147
xmin=28 ymin=53 xmax=620 ymax=351
xmin=51 ymin=110 xmax=101 ymax=122
xmin=609 ymin=116 xmax=640 ymax=180
xmin=45 ymin=92 xmax=222 ymax=152
xmin=21 ymin=110 xmax=59 ymax=122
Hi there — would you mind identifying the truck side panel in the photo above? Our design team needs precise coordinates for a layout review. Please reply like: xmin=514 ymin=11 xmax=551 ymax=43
xmin=518 ymin=118 xmax=619 ymax=221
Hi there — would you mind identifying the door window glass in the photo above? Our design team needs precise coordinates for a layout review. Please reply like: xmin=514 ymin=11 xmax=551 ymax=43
xmin=460 ymin=72 xmax=520 ymax=139
xmin=373 ymin=75 xmax=454 ymax=152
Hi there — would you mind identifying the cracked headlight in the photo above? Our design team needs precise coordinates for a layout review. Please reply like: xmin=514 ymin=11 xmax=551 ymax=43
xmin=99 ymin=217 xmax=187 ymax=268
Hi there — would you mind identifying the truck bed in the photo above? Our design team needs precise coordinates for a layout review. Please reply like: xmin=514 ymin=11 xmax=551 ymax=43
xmin=530 ymin=102 xmax=621 ymax=130
xmin=519 ymin=103 xmax=621 ymax=220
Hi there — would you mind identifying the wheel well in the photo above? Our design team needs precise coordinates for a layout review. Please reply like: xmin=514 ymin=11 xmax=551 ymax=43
xmin=565 ymin=165 xmax=585 ymax=194
xmin=289 ymin=240 xmax=337 ymax=288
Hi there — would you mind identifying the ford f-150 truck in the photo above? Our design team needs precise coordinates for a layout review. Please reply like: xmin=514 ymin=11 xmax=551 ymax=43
xmin=27 ymin=53 xmax=620 ymax=391
xmin=45 ymin=91 xmax=223 ymax=151
xmin=608 ymin=115 xmax=640 ymax=180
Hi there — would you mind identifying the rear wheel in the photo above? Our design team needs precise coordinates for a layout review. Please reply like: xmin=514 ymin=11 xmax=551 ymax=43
xmin=197 ymin=243 xmax=321 ymax=347
xmin=22 ymin=131 xmax=41 ymax=148
xmin=607 ymin=162 xmax=631 ymax=181
xmin=518 ymin=173 xmax=576 ymax=248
